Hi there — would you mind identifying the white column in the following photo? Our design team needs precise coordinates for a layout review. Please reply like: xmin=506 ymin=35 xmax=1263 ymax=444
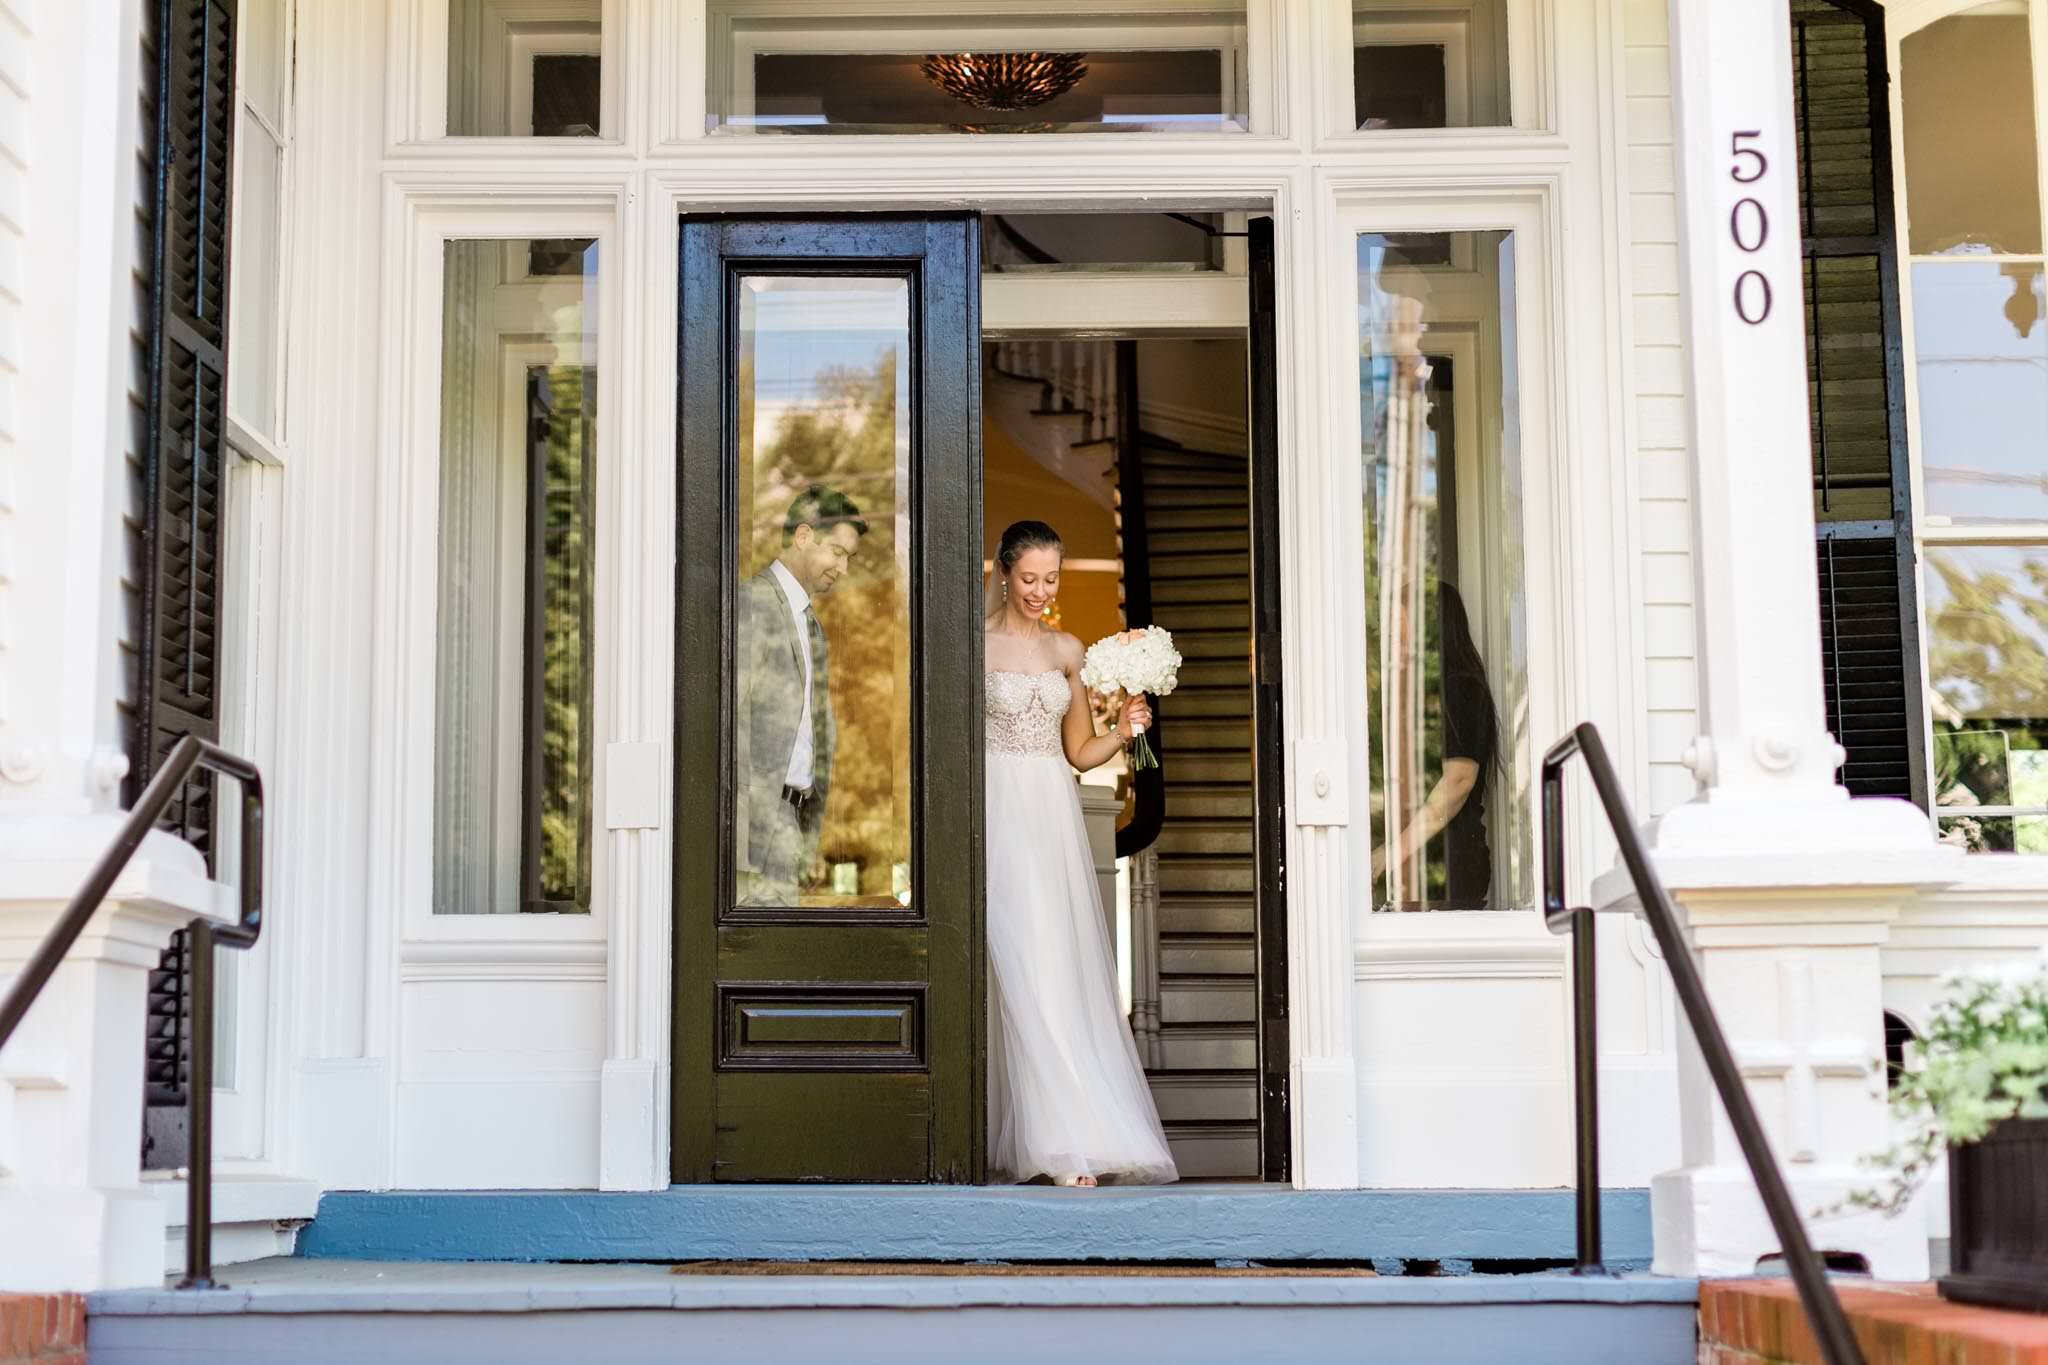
xmin=0 ymin=1 xmax=230 ymax=1290
xmin=1607 ymin=0 xmax=1958 ymax=1280
xmin=0 ymin=837 xmax=230 ymax=1291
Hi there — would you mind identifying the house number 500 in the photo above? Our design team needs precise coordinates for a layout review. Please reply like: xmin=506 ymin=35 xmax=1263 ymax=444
xmin=1729 ymin=131 xmax=1772 ymax=325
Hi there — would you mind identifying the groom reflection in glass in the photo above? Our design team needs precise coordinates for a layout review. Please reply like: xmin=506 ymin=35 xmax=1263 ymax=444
xmin=736 ymin=485 xmax=867 ymax=906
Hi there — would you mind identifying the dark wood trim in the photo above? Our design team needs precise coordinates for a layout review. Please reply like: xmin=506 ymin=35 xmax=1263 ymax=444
xmin=1798 ymin=0 xmax=1928 ymax=810
xmin=1113 ymin=339 xmax=1166 ymax=860
xmin=1247 ymin=215 xmax=1291 ymax=1185
xmin=672 ymin=214 xmax=982 ymax=1185
xmin=1856 ymin=0 xmax=1929 ymax=812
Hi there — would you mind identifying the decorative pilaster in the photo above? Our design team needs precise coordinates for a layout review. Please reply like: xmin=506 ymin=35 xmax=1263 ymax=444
xmin=1612 ymin=0 xmax=1960 ymax=1279
xmin=0 ymin=823 xmax=228 ymax=1290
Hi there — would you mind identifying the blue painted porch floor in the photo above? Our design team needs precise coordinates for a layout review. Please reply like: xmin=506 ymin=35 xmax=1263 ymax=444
xmin=295 ymin=1185 xmax=1655 ymax=1269
xmin=88 ymin=1257 xmax=1702 ymax=1365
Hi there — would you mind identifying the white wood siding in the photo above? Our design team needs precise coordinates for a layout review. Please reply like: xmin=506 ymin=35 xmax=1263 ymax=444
xmin=0 ymin=0 xmax=23 ymax=738
xmin=1625 ymin=0 xmax=1699 ymax=816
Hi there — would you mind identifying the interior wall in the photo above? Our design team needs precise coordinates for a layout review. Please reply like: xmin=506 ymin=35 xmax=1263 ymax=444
xmin=1137 ymin=338 xmax=1251 ymax=454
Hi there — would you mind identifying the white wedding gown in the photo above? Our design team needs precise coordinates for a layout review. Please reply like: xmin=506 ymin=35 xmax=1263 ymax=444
xmin=985 ymin=666 xmax=1178 ymax=1185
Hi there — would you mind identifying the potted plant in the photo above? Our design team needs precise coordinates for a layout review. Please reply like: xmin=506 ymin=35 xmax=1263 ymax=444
xmin=1843 ymin=956 xmax=2048 ymax=1311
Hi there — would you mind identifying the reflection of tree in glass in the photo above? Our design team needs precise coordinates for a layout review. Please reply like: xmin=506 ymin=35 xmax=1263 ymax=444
xmin=1928 ymin=553 xmax=2048 ymax=723
xmin=1362 ymin=348 xmax=1451 ymax=908
xmin=1928 ymin=551 xmax=2048 ymax=854
xmin=535 ymin=365 xmax=595 ymax=909
xmin=743 ymin=354 xmax=910 ymax=902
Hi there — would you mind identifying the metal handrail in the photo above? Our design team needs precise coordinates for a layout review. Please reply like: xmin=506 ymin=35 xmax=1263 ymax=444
xmin=0 ymin=734 xmax=264 ymax=1291
xmin=1542 ymin=723 xmax=1863 ymax=1365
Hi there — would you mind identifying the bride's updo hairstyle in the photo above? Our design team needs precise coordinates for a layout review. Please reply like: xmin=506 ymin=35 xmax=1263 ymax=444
xmin=986 ymin=520 xmax=1062 ymax=616
xmin=996 ymin=520 xmax=1062 ymax=574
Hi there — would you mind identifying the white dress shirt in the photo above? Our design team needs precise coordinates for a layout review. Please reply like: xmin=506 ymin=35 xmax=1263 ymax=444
xmin=768 ymin=559 xmax=816 ymax=791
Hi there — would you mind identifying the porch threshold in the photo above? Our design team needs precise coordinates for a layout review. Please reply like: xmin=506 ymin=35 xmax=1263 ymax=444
xmin=294 ymin=1185 xmax=1653 ymax=1267
xmin=92 ymin=1255 xmax=1699 ymax=1316
xmin=87 ymin=1256 xmax=1700 ymax=1365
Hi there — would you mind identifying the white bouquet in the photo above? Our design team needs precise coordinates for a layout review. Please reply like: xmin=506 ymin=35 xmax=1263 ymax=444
xmin=1079 ymin=627 xmax=1182 ymax=771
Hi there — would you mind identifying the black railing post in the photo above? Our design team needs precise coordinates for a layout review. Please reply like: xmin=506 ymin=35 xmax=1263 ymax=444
xmin=1543 ymin=729 xmax=1607 ymax=1275
xmin=1568 ymin=904 xmax=1606 ymax=1276
xmin=178 ymin=917 xmax=218 ymax=1289
xmin=1542 ymin=722 xmax=1865 ymax=1365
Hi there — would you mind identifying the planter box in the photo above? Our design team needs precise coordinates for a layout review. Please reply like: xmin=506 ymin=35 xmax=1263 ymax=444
xmin=1941 ymin=1115 xmax=2048 ymax=1313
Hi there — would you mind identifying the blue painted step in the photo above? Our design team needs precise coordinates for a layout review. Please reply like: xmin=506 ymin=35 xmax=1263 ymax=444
xmin=89 ymin=1258 xmax=1700 ymax=1365
xmin=295 ymin=1186 xmax=1654 ymax=1267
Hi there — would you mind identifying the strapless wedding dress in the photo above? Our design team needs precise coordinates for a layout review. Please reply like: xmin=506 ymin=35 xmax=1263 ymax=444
xmin=984 ymin=669 xmax=1177 ymax=1185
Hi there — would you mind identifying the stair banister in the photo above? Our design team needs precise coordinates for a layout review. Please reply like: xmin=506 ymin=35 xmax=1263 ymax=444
xmin=1541 ymin=722 xmax=1864 ymax=1365
xmin=0 ymin=734 xmax=265 ymax=1292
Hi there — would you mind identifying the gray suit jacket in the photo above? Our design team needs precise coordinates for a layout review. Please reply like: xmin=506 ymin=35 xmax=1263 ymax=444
xmin=735 ymin=568 xmax=834 ymax=876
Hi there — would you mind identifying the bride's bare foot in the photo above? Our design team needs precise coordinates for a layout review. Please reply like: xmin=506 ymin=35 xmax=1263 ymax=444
xmin=1055 ymin=1173 xmax=1098 ymax=1188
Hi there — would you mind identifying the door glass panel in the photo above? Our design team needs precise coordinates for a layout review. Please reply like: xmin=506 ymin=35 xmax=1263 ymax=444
xmin=733 ymin=277 xmax=913 ymax=910
xmin=447 ymin=0 xmax=603 ymax=136
xmin=1353 ymin=1 xmax=1512 ymax=130
xmin=1901 ymin=6 xmax=2041 ymax=256
xmin=708 ymin=3 xmax=1249 ymax=134
xmin=434 ymin=239 xmax=598 ymax=914
xmin=1926 ymin=545 xmax=2048 ymax=852
xmin=1912 ymin=262 xmax=2048 ymax=524
xmin=1358 ymin=230 xmax=1530 ymax=912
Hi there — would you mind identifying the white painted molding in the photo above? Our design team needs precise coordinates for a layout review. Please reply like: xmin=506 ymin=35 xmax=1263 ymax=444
xmin=1353 ymin=922 xmax=1568 ymax=980
xmin=248 ymin=0 xmax=1662 ymax=1197
xmin=981 ymin=273 xmax=1249 ymax=336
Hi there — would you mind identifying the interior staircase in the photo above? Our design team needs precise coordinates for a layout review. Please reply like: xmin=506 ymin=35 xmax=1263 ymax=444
xmin=1130 ymin=437 xmax=1262 ymax=1180
xmin=988 ymin=337 xmax=1264 ymax=1180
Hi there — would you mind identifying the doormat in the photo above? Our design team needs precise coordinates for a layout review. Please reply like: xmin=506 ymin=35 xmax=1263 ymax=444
xmin=670 ymin=1261 xmax=1379 ymax=1278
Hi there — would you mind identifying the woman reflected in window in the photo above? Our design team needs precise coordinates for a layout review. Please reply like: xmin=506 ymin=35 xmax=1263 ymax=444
xmin=1373 ymin=583 xmax=1498 ymax=909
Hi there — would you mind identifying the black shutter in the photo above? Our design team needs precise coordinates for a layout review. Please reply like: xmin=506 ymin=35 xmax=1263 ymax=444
xmin=137 ymin=0 xmax=239 ymax=1170
xmin=1792 ymin=0 xmax=1927 ymax=805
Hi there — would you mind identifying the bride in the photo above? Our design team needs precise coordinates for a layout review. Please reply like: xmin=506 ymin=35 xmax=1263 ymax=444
xmin=984 ymin=519 xmax=1178 ymax=1188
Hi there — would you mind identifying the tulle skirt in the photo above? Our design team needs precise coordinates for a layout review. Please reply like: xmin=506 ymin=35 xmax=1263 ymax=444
xmin=986 ymin=752 xmax=1178 ymax=1185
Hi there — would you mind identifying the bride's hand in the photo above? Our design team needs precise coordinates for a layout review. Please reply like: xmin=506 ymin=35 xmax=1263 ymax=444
xmin=1117 ymin=695 xmax=1152 ymax=739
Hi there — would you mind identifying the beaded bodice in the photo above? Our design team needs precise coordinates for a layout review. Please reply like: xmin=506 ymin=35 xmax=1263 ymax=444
xmin=985 ymin=669 xmax=1069 ymax=758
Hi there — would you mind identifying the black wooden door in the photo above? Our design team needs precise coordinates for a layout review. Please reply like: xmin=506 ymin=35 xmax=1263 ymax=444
xmin=673 ymin=216 xmax=983 ymax=1183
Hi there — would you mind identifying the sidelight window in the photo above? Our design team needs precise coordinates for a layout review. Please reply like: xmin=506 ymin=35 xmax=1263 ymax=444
xmin=1358 ymin=230 xmax=1530 ymax=911
xmin=433 ymin=238 xmax=598 ymax=914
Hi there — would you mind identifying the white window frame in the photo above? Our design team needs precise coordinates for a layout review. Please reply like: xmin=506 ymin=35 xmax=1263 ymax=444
xmin=382 ymin=191 xmax=623 ymax=953
xmin=1888 ymin=0 xmax=2048 ymax=845
xmin=1320 ymin=0 xmax=1545 ymax=138
xmin=290 ymin=0 xmax=1639 ymax=1193
xmin=407 ymin=0 xmax=624 ymax=143
xmin=1335 ymin=193 xmax=1565 ymax=921
xmin=210 ymin=0 xmax=294 ymax=1173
